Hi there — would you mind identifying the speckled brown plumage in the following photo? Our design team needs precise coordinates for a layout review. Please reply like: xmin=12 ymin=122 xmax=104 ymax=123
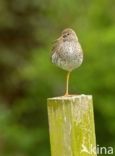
xmin=51 ymin=28 xmax=83 ymax=96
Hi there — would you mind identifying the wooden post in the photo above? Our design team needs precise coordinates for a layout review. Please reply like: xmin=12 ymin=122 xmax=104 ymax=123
xmin=47 ymin=95 xmax=97 ymax=156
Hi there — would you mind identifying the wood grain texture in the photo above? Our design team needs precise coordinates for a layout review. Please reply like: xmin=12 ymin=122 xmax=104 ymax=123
xmin=47 ymin=95 xmax=97 ymax=156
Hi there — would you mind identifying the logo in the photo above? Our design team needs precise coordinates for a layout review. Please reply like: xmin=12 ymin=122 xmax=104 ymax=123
xmin=81 ymin=144 xmax=113 ymax=155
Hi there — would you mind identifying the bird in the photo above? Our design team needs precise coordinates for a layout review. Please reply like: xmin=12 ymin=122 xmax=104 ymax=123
xmin=51 ymin=28 xmax=83 ymax=96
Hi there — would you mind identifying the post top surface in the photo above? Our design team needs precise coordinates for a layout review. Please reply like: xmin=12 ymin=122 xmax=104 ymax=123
xmin=47 ymin=94 xmax=92 ymax=100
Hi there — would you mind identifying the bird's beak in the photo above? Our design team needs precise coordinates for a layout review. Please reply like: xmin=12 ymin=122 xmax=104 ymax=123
xmin=56 ymin=36 xmax=62 ymax=41
xmin=52 ymin=36 xmax=62 ymax=44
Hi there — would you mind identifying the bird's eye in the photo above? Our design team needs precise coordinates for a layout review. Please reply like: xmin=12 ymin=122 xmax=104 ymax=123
xmin=67 ymin=33 xmax=69 ymax=35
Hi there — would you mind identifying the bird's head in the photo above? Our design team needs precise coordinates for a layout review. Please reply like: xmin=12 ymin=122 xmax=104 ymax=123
xmin=61 ymin=28 xmax=78 ymax=41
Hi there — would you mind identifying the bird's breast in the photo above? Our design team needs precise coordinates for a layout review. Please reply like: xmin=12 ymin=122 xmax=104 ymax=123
xmin=60 ymin=41 xmax=81 ymax=59
xmin=52 ymin=41 xmax=83 ymax=71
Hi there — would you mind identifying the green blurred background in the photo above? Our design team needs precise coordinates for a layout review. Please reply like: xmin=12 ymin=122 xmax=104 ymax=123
xmin=0 ymin=0 xmax=115 ymax=155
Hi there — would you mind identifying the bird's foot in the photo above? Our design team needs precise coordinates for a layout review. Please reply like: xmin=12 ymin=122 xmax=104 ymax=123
xmin=64 ymin=93 xmax=79 ymax=97
xmin=64 ymin=93 xmax=70 ymax=96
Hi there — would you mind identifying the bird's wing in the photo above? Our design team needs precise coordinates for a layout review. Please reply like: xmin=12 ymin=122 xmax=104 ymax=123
xmin=50 ymin=40 xmax=59 ymax=61
xmin=51 ymin=40 xmax=58 ymax=52
xmin=51 ymin=37 xmax=62 ymax=55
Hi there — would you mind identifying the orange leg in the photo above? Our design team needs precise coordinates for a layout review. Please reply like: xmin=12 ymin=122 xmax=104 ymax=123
xmin=64 ymin=71 xmax=71 ymax=96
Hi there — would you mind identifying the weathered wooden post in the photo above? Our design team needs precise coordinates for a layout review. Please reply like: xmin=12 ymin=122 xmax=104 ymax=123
xmin=47 ymin=95 xmax=97 ymax=156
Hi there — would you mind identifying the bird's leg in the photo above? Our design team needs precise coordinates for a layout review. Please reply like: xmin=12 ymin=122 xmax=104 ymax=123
xmin=64 ymin=71 xmax=71 ymax=96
